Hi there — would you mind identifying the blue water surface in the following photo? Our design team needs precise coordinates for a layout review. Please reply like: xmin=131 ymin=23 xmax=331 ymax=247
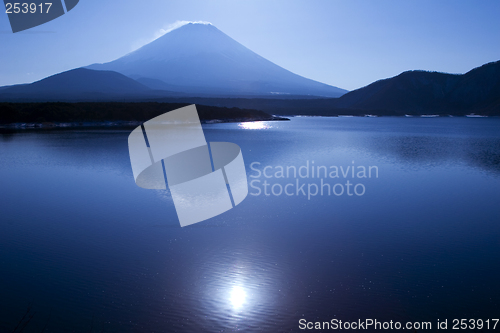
xmin=0 ymin=117 xmax=499 ymax=332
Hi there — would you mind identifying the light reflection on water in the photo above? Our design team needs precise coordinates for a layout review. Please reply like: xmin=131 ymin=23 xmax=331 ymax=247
xmin=187 ymin=244 xmax=294 ymax=331
xmin=238 ymin=121 xmax=271 ymax=130
xmin=229 ymin=286 xmax=246 ymax=308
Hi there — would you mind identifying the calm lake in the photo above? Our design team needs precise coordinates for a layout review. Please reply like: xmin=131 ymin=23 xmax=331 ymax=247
xmin=1 ymin=117 xmax=500 ymax=332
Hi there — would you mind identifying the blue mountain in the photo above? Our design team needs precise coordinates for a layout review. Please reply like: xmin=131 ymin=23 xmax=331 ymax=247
xmin=87 ymin=23 xmax=347 ymax=97
xmin=0 ymin=68 xmax=152 ymax=100
xmin=334 ymin=60 xmax=500 ymax=114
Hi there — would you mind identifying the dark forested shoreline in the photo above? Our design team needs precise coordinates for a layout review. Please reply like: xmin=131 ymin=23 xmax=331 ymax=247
xmin=0 ymin=102 xmax=287 ymax=128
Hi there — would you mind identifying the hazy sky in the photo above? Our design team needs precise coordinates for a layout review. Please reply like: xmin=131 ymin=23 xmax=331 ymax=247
xmin=1 ymin=0 xmax=499 ymax=90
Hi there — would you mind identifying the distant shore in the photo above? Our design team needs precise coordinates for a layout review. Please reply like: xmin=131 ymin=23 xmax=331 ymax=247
xmin=0 ymin=117 xmax=289 ymax=130
xmin=2 ymin=113 xmax=496 ymax=131
xmin=2 ymin=102 xmax=497 ymax=131
xmin=0 ymin=102 xmax=288 ymax=129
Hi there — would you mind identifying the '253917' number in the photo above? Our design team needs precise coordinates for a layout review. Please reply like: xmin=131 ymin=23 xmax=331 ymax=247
xmin=5 ymin=3 xmax=52 ymax=14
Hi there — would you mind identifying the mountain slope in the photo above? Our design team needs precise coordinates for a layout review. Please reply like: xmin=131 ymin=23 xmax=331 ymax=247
xmin=87 ymin=23 xmax=347 ymax=97
xmin=447 ymin=61 xmax=500 ymax=111
xmin=335 ymin=60 xmax=500 ymax=114
xmin=0 ymin=68 xmax=153 ymax=100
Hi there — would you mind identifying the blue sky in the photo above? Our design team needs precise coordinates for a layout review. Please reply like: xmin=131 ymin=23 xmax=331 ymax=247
xmin=0 ymin=0 xmax=499 ymax=90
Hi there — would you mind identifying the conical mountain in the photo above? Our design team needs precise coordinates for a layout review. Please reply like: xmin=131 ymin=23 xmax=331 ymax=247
xmin=87 ymin=23 xmax=347 ymax=97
